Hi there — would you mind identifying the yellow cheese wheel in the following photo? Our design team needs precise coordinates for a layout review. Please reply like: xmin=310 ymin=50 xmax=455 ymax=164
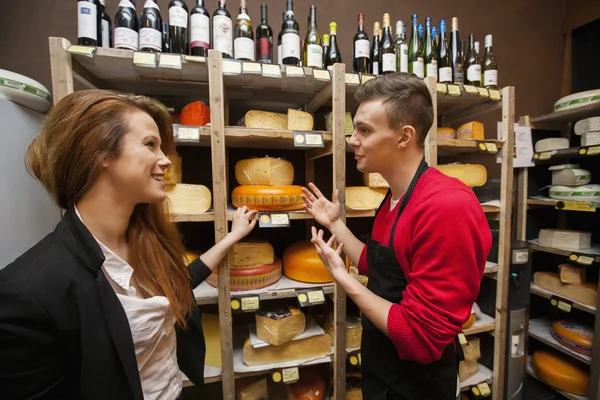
xmin=231 ymin=185 xmax=304 ymax=211
xmin=532 ymin=350 xmax=590 ymax=395
xmin=462 ymin=312 xmax=476 ymax=329
xmin=456 ymin=121 xmax=485 ymax=140
xmin=243 ymin=110 xmax=288 ymax=129
xmin=287 ymin=108 xmax=314 ymax=131
xmin=206 ymin=258 xmax=282 ymax=291
xmin=551 ymin=320 xmax=594 ymax=356
xmin=345 ymin=187 xmax=388 ymax=210
xmin=436 ymin=164 xmax=487 ymax=187
xmin=437 ymin=127 xmax=457 ymax=140
xmin=235 ymin=157 xmax=294 ymax=186
xmin=202 ymin=314 xmax=222 ymax=368
xmin=229 ymin=241 xmax=275 ymax=267
xmin=165 ymin=183 xmax=212 ymax=214
xmin=283 ymin=240 xmax=334 ymax=283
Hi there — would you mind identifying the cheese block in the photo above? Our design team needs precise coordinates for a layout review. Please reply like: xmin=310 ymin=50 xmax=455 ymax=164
xmin=165 ymin=183 xmax=212 ymax=214
xmin=559 ymin=264 xmax=586 ymax=285
xmin=324 ymin=314 xmax=362 ymax=349
xmin=286 ymin=367 xmax=326 ymax=400
xmin=581 ymin=131 xmax=600 ymax=146
xmin=463 ymin=312 xmax=476 ymax=329
xmin=325 ymin=111 xmax=354 ymax=133
xmin=288 ymin=108 xmax=314 ymax=131
xmin=437 ymin=164 xmax=487 ymax=187
xmin=235 ymin=157 xmax=294 ymax=186
xmin=242 ymin=333 xmax=331 ymax=366
xmin=345 ymin=187 xmax=388 ymax=210
xmin=549 ymin=185 xmax=600 ymax=202
xmin=236 ymin=376 xmax=268 ymax=400
xmin=535 ymin=137 xmax=569 ymax=152
xmin=363 ymin=173 xmax=389 ymax=188
xmin=229 ymin=241 xmax=275 ymax=267
xmin=533 ymin=272 xmax=598 ymax=307
xmin=538 ymin=229 xmax=591 ymax=250
xmin=255 ymin=306 xmax=306 ymax=346
xmin=437 ymin=127 xmax=456 ymax=140
xmin=165 ymin=152 xmax=182 ymax=184
xmin=549 ymin=165 xmax=591 ymax=186
xmin=242 ymin=110 xmax=288 ymax=129
xmin=551 ymin=320 xmax=594 ymax=356
xmin=459 ymin=360 xmax=478 ymax=381
xmin=202 ymin=314 xmax=222 ymax=368
xmin=181 ymin=101 xmax=210 ymax=126
xmin=231 ymin=185 xmax=304 ymax=211
xmin=206 ymin=258 xmax=282 ymax=291
xmin=456 ymin=121 xmax=484 ymax=140
xmin=463 ymin=337 xmax=481 ymax=362
xmin=574 ymin=116 xmax=600 ymax=135
xmin=283 ymin=240 xmax=334 ymax=283
xmin=532 ymin=350 xmax=590 ymax=395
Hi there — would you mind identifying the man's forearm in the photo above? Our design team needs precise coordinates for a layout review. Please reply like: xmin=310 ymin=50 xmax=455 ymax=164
xmin=329 ymin=219 xmax=365 ymax=266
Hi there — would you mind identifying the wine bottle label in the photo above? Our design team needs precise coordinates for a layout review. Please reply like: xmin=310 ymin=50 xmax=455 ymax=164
xmin=400 ymin=44 xmax=408 ymax=73
xmin=234 ymin=37 xmax=255 ymax=61
xmin=453 ymin=63 xmax=464 ymax=83
xmin=372 ymin=61 xmax=379 ymax=75
xmin=78 ymin=2 xmax=98 ymax=41
xmin=143 ymin=0 xmax=160 ymax=10
xmin=191 ymin=14 xmax=210 ymax=48
xmin=382 ymin=53 xmax=396 ymax=72
xmin=411 ymin=58 xmax=424 ymax=78
xmin=354 ymin=39 xmax=370 ymax=59
xmin=257 ymin=38 xmax=272 ymax=63
xmin=439 ymin=67 xmax=452 ymax=83
xmin=307 ymin=44 xmax=323 ymax=68
xmin=118 ymin=0 xmax=135 ymax=9
xmin=139 ymin=28 xmax=162 ymax=51
xmin=101 ymin=20 xmax=110 ymax=48
xmin=278 ymin=44 xmax=283 ymax=65
xmin=484 ymin=69 xmax=498 ymax=86
xmin=282 ymin=33 xmax=300 ymax=60
xmin=169 ymin=6 xmax=188 ymax=29
xmin=213 ymin=15 xmax=233 ymax=57
xmin=114 ymin=27 xmax=139 ymax=50
xmin=467 ymin=64 xmax=481 ymax=83
xmin=426 ymin=60 xmax=438 ymax=81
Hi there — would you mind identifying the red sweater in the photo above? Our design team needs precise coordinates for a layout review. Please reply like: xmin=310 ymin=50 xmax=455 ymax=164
xmin=358 ymin=168 xmax=491 ymax=364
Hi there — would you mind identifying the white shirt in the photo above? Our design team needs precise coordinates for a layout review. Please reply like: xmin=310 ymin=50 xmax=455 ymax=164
xmin=75 ymin=207 xmax=183 ymax=400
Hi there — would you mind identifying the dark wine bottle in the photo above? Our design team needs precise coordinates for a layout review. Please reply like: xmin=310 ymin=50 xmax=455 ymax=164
xmin=190 ymin=0 xmax=210 ymax=56
xmin=277 ymin=12 xmax=284 ymax=65
xmin=140 ymin=0 xmax=163 ymax=52
xmin=100 ymin=0 xmax=112 ymax=48
xmin=162 ymin=21 xmax=169 ymax=52
xmin=449 ymin=17 xmax=463 ymax=84
xmin=213 ymin=0 xmax=233 ymax=58
xmin=322 ymin=34 xmax=330 ymax=68
xmin=281 ymin=0 xmax=300 ymax=65
xmin=256 ymin=3 xmax=273 ymax=63
xmin=168 ymin=0 xmax=189 ymax=55
xmin=437 ymin=20 xmax=451 ymax=84
xmin=77 ymin=0 xmax=100 ymax=46
xmin=326 ymin=22 xmax=342 ymax=70
xmin=431 ymin=26 xmax=437 ymax=48
xmin=370 ymin=22 xmax=380 ymax=75
xmin=114 ymin=0 xmax=139 ymax=50
xmin=395 ymin=20 xmax=408 ymax=73
xmin=380 ymin=13 xmax=396 ymax=75
xmin=465 ymin=34 xmax=481 ymax=86
xmin=303 ymin=5 xmax=322 ymax=68
xmin=423 ymin=17 xmax=437 ymax=81
xmin=408 ymin=14 xmax=423 ymax=78
xmin=352 ymin=13 xmax=369 ymax=73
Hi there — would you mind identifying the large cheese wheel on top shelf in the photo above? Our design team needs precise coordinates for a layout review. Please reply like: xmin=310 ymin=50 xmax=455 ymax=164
xmin=283 ymin=240 xmax=334 ymax=283
xmin=532 ymin=350 xmax=590 ymax=396
xmin=551 ymin=320 xmax=594 ymax=356
xmin=206 ymin=258 xmax=282 ymax=291
xmin=235 ymin=157 xmax=294 ymax=186
xmin=231 ymin=185 xmax=304 ymax=211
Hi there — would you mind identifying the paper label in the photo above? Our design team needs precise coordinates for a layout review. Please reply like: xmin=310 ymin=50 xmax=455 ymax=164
xmin=169 ymin=6 xmax=188 ymax=29
xmin=354 ymin=39 xmax=370 ymax=58
xmin=190 ymin=13 xmax=210 ymax=48
xmin=372 ymin=61 xmax=379 ymax=75
xmin=426 ymin=60 xmax=437 ymax=80
xmin=484 ymin=70 xmax=498 ymax=86
xmin=282 ymin=33 xmax=300 ymax=60
xmin=143 ymin=0 xmax=160 ymax=9
xmin=400 ymin=44 xmax=408 ymax=72
xmin=139 ymin=28 xmax=162 ymax=51
xmin=101 ymin=19 xmax=110 ymax=48
xmin=277 ymin=44 xmax=283 ymax=65
xmin=213 ymin=15 xmax=233 ymax=57
xmin=307 ymin=44 xmax=323 ymax=68
xmin=467 ymin=64 xmax=481 ymax=83
xmin=439 ymin=67 xmax=452 ymax=82
xmin=234 ymin=37 xmax=255 ymax=61
xmin=114 ymin=27 xmax=139 ymax=50
xmin=411 ymin=58 xmax=424 ymax=78
xmin=78 ymin=2 xmax=98 ymax=40
xmin=382 ymin=53 xmax=396 ymax=72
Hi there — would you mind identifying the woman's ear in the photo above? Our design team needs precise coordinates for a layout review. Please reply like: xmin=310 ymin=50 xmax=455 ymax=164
xmin=397 ymin=125 xmax=416 ymax=149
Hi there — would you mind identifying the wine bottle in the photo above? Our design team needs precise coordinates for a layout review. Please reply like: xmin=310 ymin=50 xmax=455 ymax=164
xmin=408 ymin=14 xmax=423 ymax=78
xmin=380 ymin=13 xmax=395 ymax=75
xmin=465 ymin=34 xmax=481 ymax=86
xmin=423 ymin=17 xmax=437 ymax=81
xmin=352 ymin=13 xmax=369 ymax=73
xmin=474 ymin=41 xmax=480 ymax=58
xmin=303 ymin=5 xmax=322 ymax=68
xmin=481 ymin=34 xmax=498 ymax=89
xmin=322 ymin=34 xmax=330 ymax=69
xmin=255 ymin=3 xmax=272 ymax=63
xmin=114 ymin=0 xmax=139 ymax=50
xmin=460 ymin=40 xmax=466 ymax=72
xmin=213 ymin=0 xmax=233 ymax=58
xmin=417 ymin=23 xmax=424 ymax=51
xmin=395 ymin=21 xmax=408 ymax=73
xmin=234 ymin=0 xmax=254 ymax=61
xmin=162 ymin=21 xmax=169 ymax=52
xmin=431 ymin=25 xmax=438 ymax=70
xmin=168 ymin=0 xmax=188 ymax=54
xmin=299 ymin=39 xmax=304 ymax=66
xmin=370 ymin=22 xmax=380 ymax=75
xmin=190 ymin=0 xmax=210 ymax=56
xmin=449 ymin=17 xmax=463 ymax=84
xmin=431 ymin=25 xmax=437 ymax=48
xmin=77 ymin=0 xmax=100 ymax=46
xmin=140 ymin=0 xmax=163 ymax=52
xmin=100 ymin=0 xmax=112 ymax=48
xmin=437 ymin=20 xmax=451 ymax=84
xmin=277 ymin=12 xmax=284 ymax=65
xmin=281 ymin=0 xmax=300 ymax=65
xmin=326 ymin=22 xmax=342 ymax=70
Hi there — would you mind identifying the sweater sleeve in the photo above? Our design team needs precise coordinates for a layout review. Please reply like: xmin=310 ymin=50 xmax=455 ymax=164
xmin=188 ymin=258 xmax=213 ymax=289
xmin=386 ymin=189 xmax=491 ymax=364
xmin=357 ymin=245 xmax=368 ymax=275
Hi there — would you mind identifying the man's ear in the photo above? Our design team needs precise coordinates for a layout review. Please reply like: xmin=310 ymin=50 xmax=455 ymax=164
xmin=397 ymin=125 xmax=417 ymax=149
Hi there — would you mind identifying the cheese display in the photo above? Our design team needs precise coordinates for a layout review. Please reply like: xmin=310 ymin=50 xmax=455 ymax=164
xmin=231 ymin=185 xmax=305 ymax=211
xmin=242 ymin=110 xmax=288 ymax=129
xmin=548 ymin=164 xmax=591 ymax=186
xmin=534 ymin=137 xmax=569 ymax=152
xmin=286 ymin=367 xmax=326 ymax=400
xmin=553 ymin=89 xmax=600 ymax=112
xmin=324 ymin=314 xmax=362 ymax=349
xmin=532 ymin=350 xmax=590 ymax=395
xmin=255 ymin=306 xmax=306 ymax=346
xmin=533 ymin=272 xmax=598 ymax=307
xmin=236 ymin=376 xmax=268 ymax=400
xmin=345 ymin=187 xmax=388 ymax=210
xmin=283 ymin=240 xmax=335 ymax=283
xmin=183 ymin=250 xmax=203 ymax=265
xmin=463 ymin=337 xmax=481 ymax=362
xmin=180 ymin=101 xmax=210 ymax=126
xmin=581 ymin=131 xmax=600 ymax=146
xmin=235 ymin=157 xmax=294 ymax=186
xmin=206 ymin=258 xmax=282 ymax=290
xmin=551 ymin=320 xmax=594 ymax=356
xmin=165 ymin=183 xmax=212 ymax=214
xmin=559 ymin=264 xmax=586 ymax=285
xmin=202 ymin=314 xmax=222 ymax=368
xmin=549 ymin=185 xmax=600 ymax=202
xmin=574 ymin=116 xmax=600 ymax=135
xmin=538 ymin=229 xmax=591 ymax=250
xmin=437 ymin=127 xmax=456 ymax=140
xmin=0 ymin=68 xmax=52 ymax=113
xmin=363 ymin=173 xmax=389 ymax=188
xmin=242 ymin=333 xmax=331 ymax=366
xmin=459 ymin=359 xmax=479 ymax=381
xmin=229 ymin=241 xmax=275 ymax=267
xmin=325 ymin=111 xmax=354 ymax=133
xmin=456 ymin=121 xmax=484 ymax=140
xmin=436 ymin=164 xmax=487 ymax=187
xmin=165 ymin=152 xmax=182 ymax=185
xmin=288 ymin=108 xmax=314 ymax=131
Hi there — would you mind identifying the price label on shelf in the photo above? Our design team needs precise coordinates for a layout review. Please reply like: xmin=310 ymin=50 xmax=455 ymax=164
xmin=184 ymin=55 xmax=206 ymax=63
xmin=222 ymin=60 xmax=241 ymax=75
xmin=476 ymin=141 xmax=499 ymax=154
xmin=313 ymin=69 xmax=330 ymax=81
xmin=361 ymin=74 xmax=376 ymax=84
xmin=586 ymin=145 xmax=600 ymax=155
xmin=282 ymin=367 xmax=300 ymax=384
xmin=242 ymin=62 xmax=262 ymax=74
xmin=159 ymin=54 xmax=182 ymax=69
xmin=173 ymin=125 xmax=201 ymax=142
xmin=345 ymin=73 xmax=360 ymax=85
xmin=533 ymin=151 xmax=552 ymax=161
xmin=348 ymin=350 xmax=361 ymax=366
xmin=295 ymin=287 xmax=326 ymax=307
xmin=231 ymin=295 xmax=260 ymax=312
xmin=447 ymin=84 xmax=461 ymax=96
xmin=286 ymin=66 xmax=305 ymax=77
xmin=568 ymin=253 xmax=596 ymax=266
xmin=550 ymin=296 xmax=572 ymax=313
xmin=477 ymin=87 xmax=490 ymax=97
xmin=463 ymin=85 xmax=479 ymax=94
xmin=133 ymin=51 xmax=157 ymax=68
xmin=458 ymin=332 xmax=468 ymax=347
xmin=489 ymin=89 xmax=501 ymax=100
xmin=258 ymin=213 xmax=290 ymax=228
xmin=67 ymin=45 xmax=96 ymax=57
xmin=294 ymin=131 xmax=324 ymax=148
xmin=555 ymin=200 xmax=597 ymax=212
xmin=476 ymin=382 xmax=492 ymax=397
xmin=436 ymin=83 xmax=447 ymax=94
xmin=262 ymin=64 xmax=282 ymax=78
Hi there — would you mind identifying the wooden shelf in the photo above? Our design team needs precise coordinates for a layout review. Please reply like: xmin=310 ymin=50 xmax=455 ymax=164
xmin=529 ymin=240 xmax=600 ymax=263
xmin=526 ymin=355 xmax=588 ymax=400
xmin=532 ymin=145 xmax=600 ymax=162
xmin=438 ymin=139 xmax=504 ymax=156
xmin=171 ymin=211 xmax=215 ymax=222
xmin=226 ymin=208 xmax=313 ymax=221
xmin=459 ymin=363 xmax=493 ymax=392
xmin=530 ymin=102 xmax=600 ymax=130
xmin=529 ymin=318 xmax=592 ymax=365
xmin=527 ymin=196 xmax=599 ymax=211
xmin=530 ymin=284 xmax=596 ymax=315
xmin=464 ymin=312 xmax=495 ymax=336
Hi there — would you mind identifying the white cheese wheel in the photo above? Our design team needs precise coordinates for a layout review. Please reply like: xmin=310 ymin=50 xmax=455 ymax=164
xmin=581 ymin=131 xmax=600 ymax=146
xmin=538 ymin=229 xmax=592 ymax=251
xmin=574 ymin=117 xmax=600 ymax=135
xmin=551 ymin=168 xmax=591 ymax=186
xmin=165 ymin=183 xmax=212 ymax=214
xmin=553 ymin=89 xmax=600 ymax=112
xmin=548 ymin=185 xmax=600 ymax=202
xmin=235 ymin=157 xmax=294 ymax=186
xmin=535 ymin=138 xmax=569 ymax=152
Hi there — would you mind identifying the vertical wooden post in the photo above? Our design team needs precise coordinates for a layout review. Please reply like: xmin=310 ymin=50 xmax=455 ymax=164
xmin=332 ymin=63 xmax=347 ymax=400
xmin=515 ymin=116 xmax=530 ymax=242
xmin=590 ymin=283 xmax=600 ymax=399
xmin=49 ymin=37 xmax=74 ymax=105
xmin=424 ymin=77 xmax=438 ymax=167
xmin=492 ymin=86 xmax=515 ymax=400
xmin=208 ymin=50 xmax=234 ymax=399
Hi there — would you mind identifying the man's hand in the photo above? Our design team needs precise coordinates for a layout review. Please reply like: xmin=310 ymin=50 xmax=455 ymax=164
xmin=310 ymin=226 xmax=348 ymax=280
xmin=302 ymin=183 xmax=340 ymax=230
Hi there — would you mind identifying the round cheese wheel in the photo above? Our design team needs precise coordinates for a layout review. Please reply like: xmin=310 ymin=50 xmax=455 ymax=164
xmin=206 ymin=258 xmax=282 ymax=291
xmin=286 ymin=367 xmax=326 ymax=400
xmin=463 ymin=312 xmax=476 ymax=329
xmin=235 ymin=157 xmax=294 ymax=186
xmin=283 ymin=240 xmax=334 ymax=283
xmin=532 ymin=350 xmax=590 ymax=395
xmin=231 ymin=185 xmax=305 ymax=211
xmin=551 ymin=320 xmax=594 ymax=356
xmin=181 ymin=101 xmax=210 ymax=126
xmin=437 ymin=127 xmax=457 ymax=139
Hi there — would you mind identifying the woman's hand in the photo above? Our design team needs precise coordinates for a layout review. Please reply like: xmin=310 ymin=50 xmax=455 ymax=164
xmin=302 ymin=183 xmax=340 ymax=230
xmin=310 ymin=226 xmax=348 ymax=280
xmin=229 ymin=206 xmax=258 ymax=242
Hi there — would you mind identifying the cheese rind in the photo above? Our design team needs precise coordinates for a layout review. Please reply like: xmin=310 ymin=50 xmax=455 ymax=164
xmin=436 ymin=164 xmax=487 ymax=187
xmin=535 ymin=137 xmax=569 ymax=152
xmin=283 ymin=240 xmax=334 ymax=283
xmin=574 ymin=117 xmax=600 ymax=135
xmin=548 ymin=185 xmax=600 ymax=202
xmin=243 ymin=110 xmax=288 ymax=129
xmin=456 ymin=121 xmax=484 ymax=140
xmin=229 ymin=241 xmax=275 ymax=267
xmin=559 ymin=264 xmax=586 ymax=285
xmin=533 ymin=272 xmax=598 ymax=307
xmin=231 ymin=185 xmax=305 ymax=211
xmin=551 ymin=168 xmax=591 ymax=186
xmin=345 ymin=187 xmax=388 ymax=210
xmin=532 ymin=350 xmax=590 ymax=396
xmin=242 ymin=334 xmax=331 ymax=366
xmin=202 ymin=314 xmax=222 ymax=368
xmin=463 ymin=312 xmax=476 ymax=329
xmin=551 ymin=320 xmax=594 ymax=356
xmin=287 ymin=108 xmax=314 ymax=131
xmin=206 ymin=258 xmax=282 ymax=291
xmin=255 ymin=306 xmax=306 ymax=346
xmin=236 ymin=377 xmax=268 ymax=400
xmin=165 ymin=183 xmax=212 ymax=214
xmin=235 ymin=157 xmax=294 ymax=186
xmin=463 ymin=337 xmax=481 ymax=362
xmin=363 ymin=173 xmax=389 ymax=188
xmin=538 ymin=229 xmax=591 ymax=250
xmin=581 ymin=131 xmax=600 ymax=146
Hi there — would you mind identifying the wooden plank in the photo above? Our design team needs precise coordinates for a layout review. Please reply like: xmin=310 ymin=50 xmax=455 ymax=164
xmin=530 ymin=101 xmax=600 ymax=130
xmin=516 ymin=116 xmax=530 ymax=242
xmin=48 ymin=37 xmax=74 ymax=105
xmin=444 ymin=100 xmax=502 ymax=125
xmin=223 ymin=127 xmax=332 ymax=150
xmin=305 ymin=82 xmax=333 ymax=114
xmin=492 ymin=86 xmax=515 ymax=400
xmin=170 ymin=211 xmax=215 ymax=222
xmin=424 ymin=77 xmax=438 ymax=167
xmin=528 ymin=318 xmax=592 ymax=365
xmin=438 ymin=138 xmax=504 ymax=156
xmin=208 ymin=50 xmax=234 ymax=400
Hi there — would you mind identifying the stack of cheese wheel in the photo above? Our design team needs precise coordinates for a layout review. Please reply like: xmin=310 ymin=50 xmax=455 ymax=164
xmin=532 ymin=349 xmax=590 ymax=396
xmin=231 ymin=157 xmax=305 ymax=211
xmin=551 ymin=320 xmax=594 ymax=356
xmin=206 ymin=241 xmax=282 ymax=291
xmin=283 ymin=240 xmax=335 ymax=283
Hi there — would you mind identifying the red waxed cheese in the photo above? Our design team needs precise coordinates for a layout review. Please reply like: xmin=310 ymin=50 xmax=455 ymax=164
xmin=181 ymin=101 xmax=210 ymax=126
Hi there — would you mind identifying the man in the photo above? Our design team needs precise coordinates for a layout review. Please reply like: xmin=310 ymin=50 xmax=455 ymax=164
xmin=302 ymin=73 xmax=491 ymax=400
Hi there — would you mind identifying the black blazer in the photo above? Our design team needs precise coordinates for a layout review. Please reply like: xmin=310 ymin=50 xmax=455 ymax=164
xmin=0 ymin=206 xmax=212 ymax=400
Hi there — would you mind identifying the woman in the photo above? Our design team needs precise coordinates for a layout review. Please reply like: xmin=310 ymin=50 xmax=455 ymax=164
xmin=0 ymin=90 xmax=257 ymax=400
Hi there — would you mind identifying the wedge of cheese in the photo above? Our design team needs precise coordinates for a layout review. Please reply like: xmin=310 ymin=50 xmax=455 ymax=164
xmin=325 ymin=111 xmax=354 ymax=133
xmin=243 ymin=110 xmax=288 ymax=129
xmin=236 ymin=377 xmax=268 ymax=400
xmin=363 ymin=173 xmax=389 ymax=188
xmin=463 ymin=337 xmax=481 ymax=362
xmin=345 ymin=187 xmax=388 ymax=210
xmin=288 ymin=108 xmax=314 ymax=130
xmin=533 ymin=272 xmax=598 ymax=307
xmin=235 ymin=157 xmax=294 ymax=186
xmin=459 ymin=360 xmax=479 ymax=381
xmin=559 ymin=264 xmax=586 ymax=285
xmin=242 ymin=333 xmax=331 ymax=366
xmin=229 ymin=241 xmax=275 ymax=267
xmin=535 ymin=137 xmax=569 ymax=152
xmin=436 ymin=164 xmax=487 ymax=187
xmin=456 ymin=121 xmax=484 ymax=140
xmin=165 ymin=183 xmax=212 ymax=214
xmin=255 ymin=306 xmax=306 ymax=346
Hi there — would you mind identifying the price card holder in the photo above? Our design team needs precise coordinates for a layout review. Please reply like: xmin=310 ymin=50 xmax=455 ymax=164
xmin=582 ymin=145 xmax=600 ymax=156
xmin=476 ymin=141 xmax=499 ymax=154
xmin=271 ymin=367 xmax=300 ymax=384
xmin=173 ymin=124 xmax=201 ymax=143
xmin=295 ymin=287 xmax=326 ymax=307
xmin=231 ymin=295 xmax=260 ymax=313
xmin=532 ymin=151 xmax=552 ymax=161
xmin=184 ymin=55 xmax=206 ymax=63
xmin=293 ymin=131 xmax=324 ymax=148
xmin=313 ymin=69 xmax=330 ymax=81
xmin=568 ymin=253 xmax=596 ymax=266
xmin=471 ymin=382 xmax=492 ymax=398
xmin=262 ymin=64 xmax=282 ymax=78
xmin=222 ymin=60 xmax=242 ymax=75
xmin=447 ymin=84 xmax=461 ymax=96
xmin=67 ymin=45 xmax=97 ymax=57
xmin=133 ymin=51 xmax=157 ymax=68
xmin=555 ymin=200 xmax=597 ymax=212
xmin=286 ymin=66 xmax=305 ymax=77
xmin=477 ymin=87 xmax=490 ymax=98
xmin=463 ymin=85 xmax=479 ymax=94
xmin=159 ymin=54 xmax=182 ymax=69
xmin=258 ymin=213 xmax=290 ymax=228
xmin=348 ymin=350 xmax=361 ymax=366
xmin=550 ymin=296 xmax=573 ymax=313
xmin=242 ymin=62 xmax=262 ymax=74
xmin=488 ymin=89 xmax=501 ymax=100
xmin=345 ymin=73 xmax=360 ymax=85
xmin=436 ymin=83 xmax=448 ymax=94
xmin=361 ymin=74 xmax=376 ymax=84
xmin=458 ymin=332 xmax=468 ymax=347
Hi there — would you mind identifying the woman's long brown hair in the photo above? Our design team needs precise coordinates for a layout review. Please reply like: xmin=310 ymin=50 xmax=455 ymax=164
xmin=26 ymin=89 xmax=193 ymax=327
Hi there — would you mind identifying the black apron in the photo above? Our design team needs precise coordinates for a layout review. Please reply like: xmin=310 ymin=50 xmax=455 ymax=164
xmin=360 ymin=159 xmax=460 ymax=400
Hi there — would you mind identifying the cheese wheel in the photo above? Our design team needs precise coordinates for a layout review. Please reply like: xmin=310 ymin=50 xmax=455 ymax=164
xmin=532 ymin=350 xmax=590 ymax=395
xmin=183 ymin=250 xmax=203 ymax=265
xmin=283 ymin=240 xmax=334 ymax=283
xmin=437 ymin=127 xmax=457 ymax=140
xmin=181 ymin=101 xmax=210 ymax=126
xmin=456 ymin=121 xmax=484 ymax=140
xmin=235 ymin=157 xmax=294 ymax=186
xmin=243 ymin=110 xmax=288 ymax=129
xmin=533 ymin=272 xmax=598 ymax=307
xmin=551 ymin=320 xmax=594 ymax=356
xmin=559 ymin=264 xmax=586 ymax=285
xmin=202 ymin=314 xmax=222 ymax=368
xmin=436 ymin=164 xmax=487 ymax=187
xmin=535 ymin=137 xmax=569 ymax=152
xmin=206 ymin=258 xmax=282 ymax=291
xmin=286 ymin=367 xmax=326 ymax=400
xmin=288 ymin=108 xmax=314 ymax=131
xmin=345 ymin=187 xmax=388 ymax=210
xmin=363 ymin=173 xmax=389 ymax=188
xmin=231 ymin=185 xmax=304 ymax=211
xmin=229 ymin=241 xmax=275 ymax=267
xmin=463 ymin=312 xmax=476 ymax=329
xmin=165 ymin=183 xmax=212 ymax=214
xmin=242 ymin=333 xmax=331 ymax=366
